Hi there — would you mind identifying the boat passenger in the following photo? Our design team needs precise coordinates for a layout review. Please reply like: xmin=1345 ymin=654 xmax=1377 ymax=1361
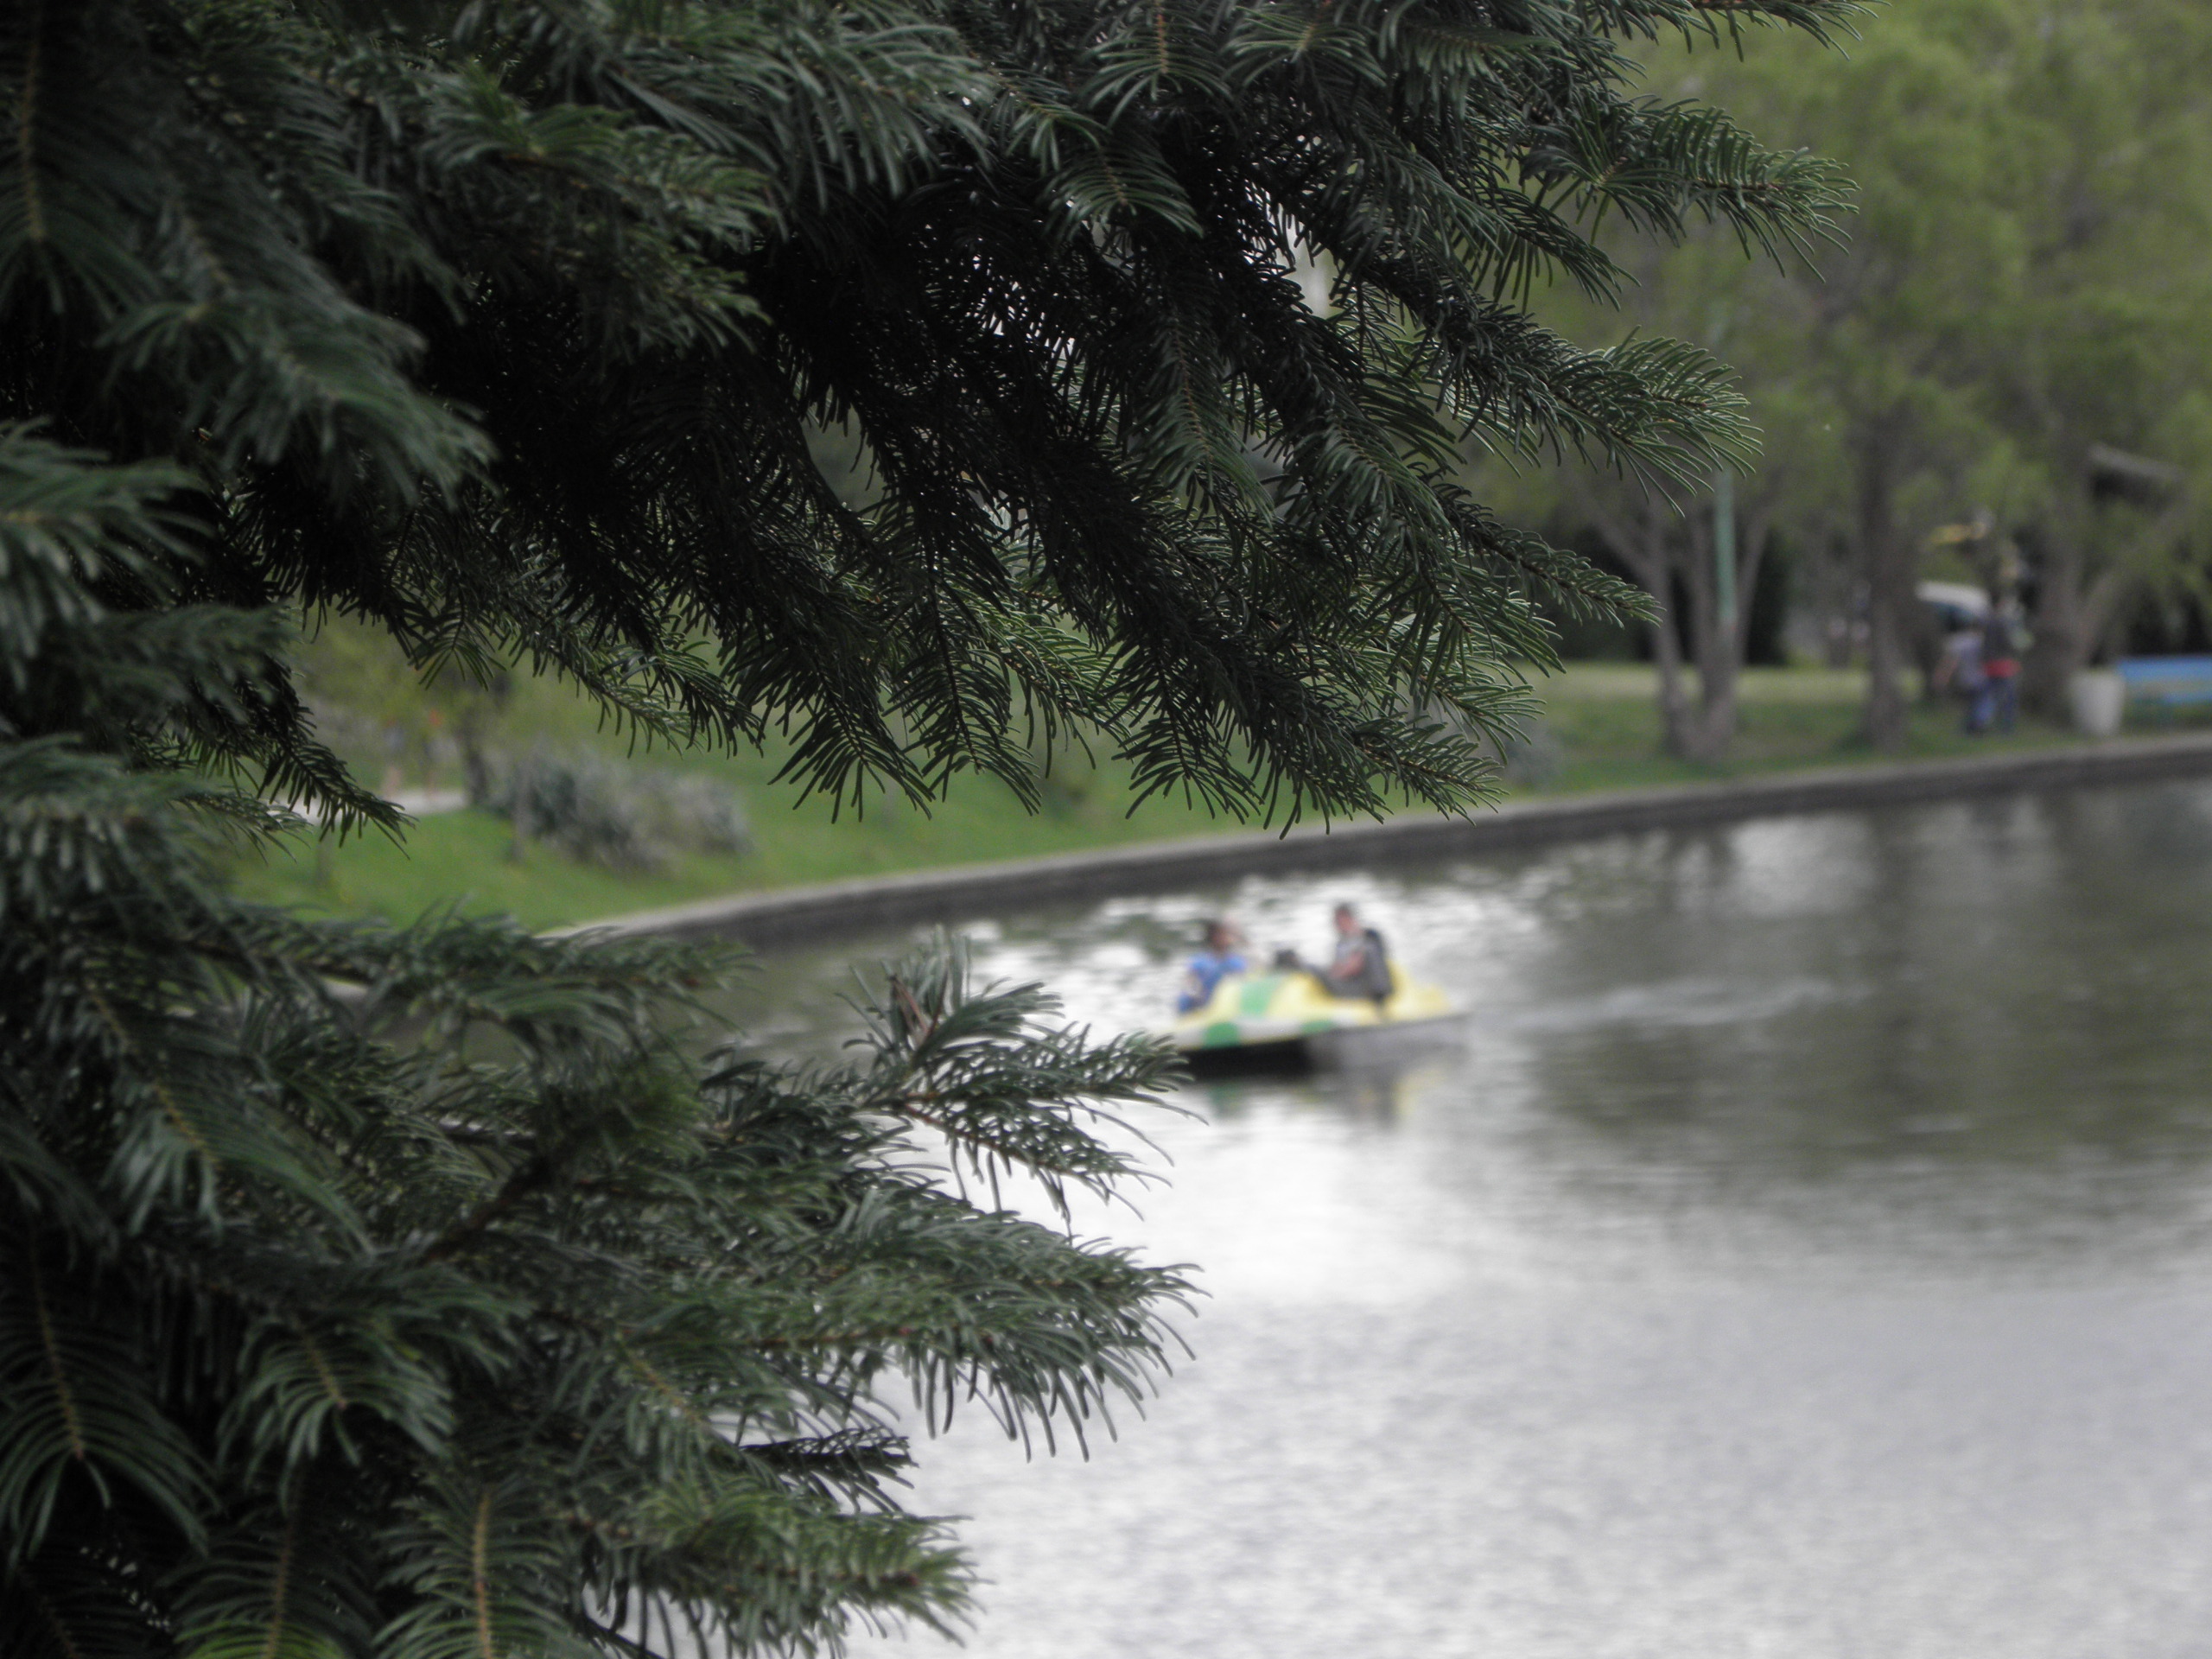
xmin=1319 ymin=904 xmax=1392 ymax=1005
xmin=1177 ymin=919 xmax=1249 ymax=1013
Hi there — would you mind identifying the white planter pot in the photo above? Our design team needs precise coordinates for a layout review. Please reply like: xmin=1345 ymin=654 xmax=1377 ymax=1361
xmin=2069 ymin=670 xmax=2125 ymax=738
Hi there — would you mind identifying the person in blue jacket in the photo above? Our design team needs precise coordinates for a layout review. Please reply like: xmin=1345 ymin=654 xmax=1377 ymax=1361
xmin=1177 ymin=919 xmax=1249 ymax=1013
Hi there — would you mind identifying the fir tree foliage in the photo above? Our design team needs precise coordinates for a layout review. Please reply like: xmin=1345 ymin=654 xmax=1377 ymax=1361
xmin=0 ymin=444 xmax=1188 ymax=1651
xmin=3 ymin=0 xmax=1853 ymax=823
xmin=1 ymin=0 xmax=1854 ymax=1652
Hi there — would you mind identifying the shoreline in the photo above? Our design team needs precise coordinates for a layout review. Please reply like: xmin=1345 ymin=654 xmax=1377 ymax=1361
xmin=569 ymin=732 xmax=2212 ymax=948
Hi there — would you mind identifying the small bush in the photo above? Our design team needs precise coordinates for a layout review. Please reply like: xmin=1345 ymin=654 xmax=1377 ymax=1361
xmin=480 ymin=749 xmax=753 ymax=869
xmin=1485 ymin=720 xmax=1565 ymax=787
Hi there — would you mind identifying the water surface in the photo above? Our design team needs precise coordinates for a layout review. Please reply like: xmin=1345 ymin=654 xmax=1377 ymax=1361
xmin=724 ymin=782 xmax=2212 ymax=1659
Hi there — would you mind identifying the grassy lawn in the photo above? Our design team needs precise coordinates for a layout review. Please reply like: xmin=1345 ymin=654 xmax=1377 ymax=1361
xmin=227 ymin=655 xmax=2115 ymax=931
xmin=1533 ymin=665 xmax=2082 ymax=793
xmin=231 ymin=760 xmax=1240 ymax=931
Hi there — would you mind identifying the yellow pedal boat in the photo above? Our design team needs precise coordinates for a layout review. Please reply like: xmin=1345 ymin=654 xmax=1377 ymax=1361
xmin=1171 ymin=964 xmax=1458 ymax=1073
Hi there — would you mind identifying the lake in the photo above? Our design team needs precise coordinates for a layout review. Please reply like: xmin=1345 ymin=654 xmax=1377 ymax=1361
xmin=725 ymin=780 xmax=2212 ymax=1659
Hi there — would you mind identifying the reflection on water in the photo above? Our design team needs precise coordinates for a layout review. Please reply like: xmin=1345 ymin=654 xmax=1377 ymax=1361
xmin=721 ymin=783 xmax=2212 ymax=1659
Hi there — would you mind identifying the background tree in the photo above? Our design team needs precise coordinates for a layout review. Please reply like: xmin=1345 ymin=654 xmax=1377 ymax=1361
xmin=1585 ymin=0 xmax=2212 ymax=747
xmin=1978 ymin=10 xmax=2212 ymax=711
xmin=1523 ymin=228 xmax=1845 ymax=761
xmin=0 ymin=1 xmax=1854 ymax=1654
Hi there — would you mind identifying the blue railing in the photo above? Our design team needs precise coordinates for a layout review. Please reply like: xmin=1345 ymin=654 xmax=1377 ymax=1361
xmin=2118 ymin=657 xmax=2212 ymax=708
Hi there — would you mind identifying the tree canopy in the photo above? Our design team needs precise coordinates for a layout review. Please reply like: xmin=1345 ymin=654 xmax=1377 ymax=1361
xmin=1504 ymin=0 xmax=2212 ymax=748
xmin=6 ymin=0 xmax=1851 ymax=823
xmin=0 ymin=2 xmax=1856 ymax=1654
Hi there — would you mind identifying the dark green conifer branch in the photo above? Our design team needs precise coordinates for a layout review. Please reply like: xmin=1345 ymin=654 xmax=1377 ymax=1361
xmin=0 ymin=2 xmax=1859 ymax=1650
xmin=2 ymin=0 xmax=1853 ymax=823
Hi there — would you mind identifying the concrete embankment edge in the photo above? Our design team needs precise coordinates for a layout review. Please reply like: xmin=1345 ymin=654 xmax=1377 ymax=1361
xmin=578 ymin=734 xmax=2212 ymax=949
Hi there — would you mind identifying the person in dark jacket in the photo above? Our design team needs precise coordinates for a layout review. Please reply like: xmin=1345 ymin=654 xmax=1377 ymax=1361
xmin=1319 ymin=904 xmax=1393 ymax=1004
xmin=1934 ymin=621 xmax=1992 ymax=734
xmin=1980 ymin=605 xmax=2024 ymax=734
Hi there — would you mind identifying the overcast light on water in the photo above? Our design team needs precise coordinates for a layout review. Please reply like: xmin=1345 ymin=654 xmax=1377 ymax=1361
xmin=727 ymin=781 xmax=2212 ymax=1659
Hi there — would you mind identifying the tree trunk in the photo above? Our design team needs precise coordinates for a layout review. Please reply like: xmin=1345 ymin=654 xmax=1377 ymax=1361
xmin=1650 ymin=575 xmax=1694 ymax=759
xmin=1855 ymin=430 xmax=1913 ymax=752
xmin=1592 ymin=484 xmax=1770 ymax=765
xmin=1678 ymin=515 xmax=1732 ymax=762
xmin=1675 ymin=499 xmax=1771 ymax=764
xmin=2020 ymin=518 xmax=2086 ymax=721
xmin=1686 ymin=655 xmax=1738 ymax=761
xmin=1702 ymin=506 xmax=1773 ymax=761
xmin=2025 ymin=497 xmax=2185 ymax=716
xmin=1589 ymin=495 xmax=1694 ymax=756
xmin=507 ymin=740 xmax=540 ymax=862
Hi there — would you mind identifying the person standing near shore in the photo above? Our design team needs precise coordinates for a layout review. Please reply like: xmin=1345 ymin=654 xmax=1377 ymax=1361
xmin=1936 ymin=622 xmax=1992 ymax=734
xmin=1980 ymin=604 xmax=2024 ymax=734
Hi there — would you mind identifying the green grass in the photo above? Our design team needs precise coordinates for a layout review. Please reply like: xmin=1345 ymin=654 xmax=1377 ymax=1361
xmin=228 ymin=652 xmax=2112 ymax=931
xmin=1533 ymin=666 xmax=2081 ymax=793
xmin=231 ymin=766 xmax=1240 ymax=931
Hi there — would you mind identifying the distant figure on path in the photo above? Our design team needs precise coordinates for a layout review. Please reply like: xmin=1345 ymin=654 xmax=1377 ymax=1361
xmin=1980 ymin=604 xmax=2024 ymax=734
xmin=1178 ymin=918 xmax=1249 ymax=1013
xmin=1935 ymin=622 xmax=1991 ymax=734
